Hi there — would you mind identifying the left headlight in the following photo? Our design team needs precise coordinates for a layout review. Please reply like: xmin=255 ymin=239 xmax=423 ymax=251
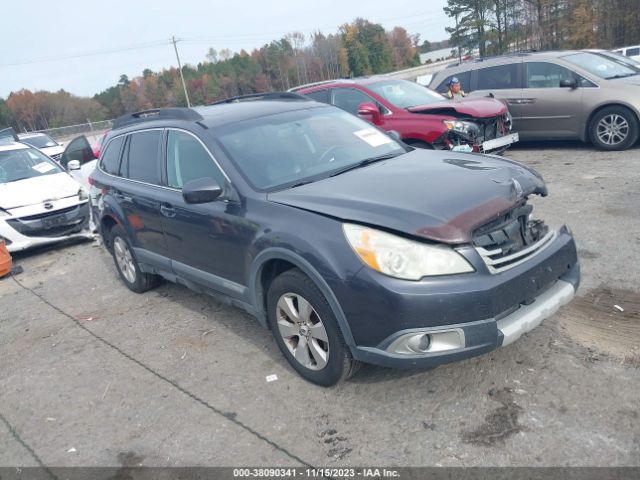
xmin=78 ymin=187 xmax=89 ymax=201
xmin=343 ymin=224 xmax=474 ymax=280
xmin=443 ymin=120 xmax=480 ymax=139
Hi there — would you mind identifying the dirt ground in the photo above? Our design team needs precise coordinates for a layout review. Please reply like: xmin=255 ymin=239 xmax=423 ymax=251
xmin=1 ymin=141 xmax=639 ymax=469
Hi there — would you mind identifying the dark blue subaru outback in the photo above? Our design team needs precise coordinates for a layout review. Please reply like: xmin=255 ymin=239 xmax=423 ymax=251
xmin=91 ymin=93 xmax=579 ymax=386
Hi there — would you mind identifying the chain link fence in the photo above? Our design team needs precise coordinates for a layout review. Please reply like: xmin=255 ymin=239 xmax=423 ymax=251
xmin=33 ymin=119 xmax=113 ymax=145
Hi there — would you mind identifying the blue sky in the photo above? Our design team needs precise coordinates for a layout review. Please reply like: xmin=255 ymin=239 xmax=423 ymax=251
xmin=0 ymin=0 xmax=453 ymax=98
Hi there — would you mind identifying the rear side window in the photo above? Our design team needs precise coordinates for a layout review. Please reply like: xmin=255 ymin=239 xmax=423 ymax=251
xmin=166 ymin=130 xmax=225 ymax=189
xmin=435 ymin=71 xmax=471 ymax=94
xmin=100 ymin=136 xmax=124 ymax=175
xmin=626 ymin=47 xmax=640 ymax=57
xmin=121 ymin=130 xmax=162 ymax=184
xmin=304 ymin=89 xmax=330 ymax=103
xmin=477 ymin=64 xmax=519 ymax=90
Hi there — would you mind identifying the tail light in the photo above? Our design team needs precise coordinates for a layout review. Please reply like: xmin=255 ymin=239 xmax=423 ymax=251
xmin=88 ymin=175 xmax=95 ymax=186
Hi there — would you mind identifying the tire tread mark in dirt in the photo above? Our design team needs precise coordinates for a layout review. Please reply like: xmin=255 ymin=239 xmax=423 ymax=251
xmin=0 ymin=411 xmax=60 ymax=480
xmin=12 ymin=277 xmax=317 ymax=470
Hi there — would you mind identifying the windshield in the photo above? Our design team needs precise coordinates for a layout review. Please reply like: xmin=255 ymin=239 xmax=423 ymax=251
xmin=597 ymin=51 xmax=640 ymax=71
xmin=368 ymin=79 xmax=446 ymax=108
xmin=563 ymin=52 xmax=638 ymax=79
xmin=20 ymin=134 xmax=59 ymax=149
xmin=0 ymin=146 xmax=64 ymax=183
xmin=215 ymin=107 xmax=406 ymax=190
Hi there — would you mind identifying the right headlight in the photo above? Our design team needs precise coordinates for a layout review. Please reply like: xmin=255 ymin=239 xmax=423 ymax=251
xmin=343 ymin=223 xmax=474 ymax=280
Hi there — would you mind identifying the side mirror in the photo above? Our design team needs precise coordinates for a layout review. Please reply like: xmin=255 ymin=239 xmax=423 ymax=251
xmin=67 ymin=160 xmax=81 ymax=171
xmin=560 ymin=78 xmax=578 ymax=89
xmin=182 ymin=177 xmax=222 ymax=204
xmin=357 ymin=102 xmax=382 ymax=125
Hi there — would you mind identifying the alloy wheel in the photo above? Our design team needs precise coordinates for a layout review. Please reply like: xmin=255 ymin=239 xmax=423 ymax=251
xmin=113 ymin=237 xmax=136 ymax=284
xmin=276 ymin=293 xmax=329 ymax=370
xmin=596 ymin=114 xmax=629 ymax=146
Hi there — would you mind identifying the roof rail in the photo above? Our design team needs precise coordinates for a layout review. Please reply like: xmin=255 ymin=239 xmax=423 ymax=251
xmin=112 ymin=108 xmax=203 ymax=130
xmin=288 ymin=78 xmax=354 ymax=92
xmin=210 ymin=92 xmax=308 ymax=105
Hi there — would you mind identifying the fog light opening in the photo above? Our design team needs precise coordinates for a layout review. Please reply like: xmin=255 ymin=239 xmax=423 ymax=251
xmin=408 ymin=334 xmax=431 ymax=353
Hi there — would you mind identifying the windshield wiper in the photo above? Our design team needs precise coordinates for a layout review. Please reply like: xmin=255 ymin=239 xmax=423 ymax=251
xmin=605 ymin=73 xmax=638 ymax=79
xmin=329 ymin=152 xmax=401 ymax=177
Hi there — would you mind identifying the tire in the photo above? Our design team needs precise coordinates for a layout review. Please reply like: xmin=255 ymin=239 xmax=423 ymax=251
xmin=266 ymin=269 xmax=360 ymax=386
xmin=589 ymin=106 xmax=639 ymax=151
xmin=406 ymin=140 xmax=434 ymax=149
xmin=110 ymin=225 xmax=161 ymax=293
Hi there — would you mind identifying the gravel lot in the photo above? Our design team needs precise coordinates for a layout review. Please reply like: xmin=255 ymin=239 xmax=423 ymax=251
xmin=1 ymin=141 xmax=639 ymax=469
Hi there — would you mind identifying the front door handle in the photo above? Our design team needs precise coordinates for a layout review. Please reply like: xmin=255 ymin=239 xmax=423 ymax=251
xmin=160 ymin=203 xmax=176 ymax=218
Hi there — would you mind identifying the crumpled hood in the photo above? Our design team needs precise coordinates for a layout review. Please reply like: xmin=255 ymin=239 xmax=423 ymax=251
xmin=407 ymin=97 xmax=508 ymax=118
xmin=0 ymin=172 xmax=80 ymax=210
xmin=268 ymin=149 xmax=547 ymax=244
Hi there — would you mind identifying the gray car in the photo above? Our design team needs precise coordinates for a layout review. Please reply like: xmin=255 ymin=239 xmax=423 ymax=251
xmin=430 ymin=51 xmax=640 ymax=150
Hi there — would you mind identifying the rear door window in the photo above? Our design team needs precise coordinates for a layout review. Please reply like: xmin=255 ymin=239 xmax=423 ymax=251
xmin=477 ymin=64 xmax=519 ymax=90
xmin=435 ymin=71 xmax=471 ymax=94
xmin=100 ymin=136 xmax=124 ymax=175
xmin=626 ymin=47 xmax=640 ymax=57
xmin=121 ymin=130 xmax=162 ymax=184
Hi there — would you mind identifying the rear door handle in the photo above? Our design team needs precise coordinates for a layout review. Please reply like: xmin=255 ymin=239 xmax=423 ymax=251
xmin=160 ymin=203 xmax=176 ymax=218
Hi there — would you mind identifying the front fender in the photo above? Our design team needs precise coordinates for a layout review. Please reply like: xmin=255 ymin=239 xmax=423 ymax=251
xmin=248 ymin=247 xmax=358 ymax=347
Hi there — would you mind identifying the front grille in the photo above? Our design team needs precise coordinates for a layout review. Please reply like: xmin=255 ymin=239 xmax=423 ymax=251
xmin=50 ymin=153 xmax=62 ymax=161
xmin=483 ymin=120 xmax=498 ymax=141
xmin=19 ymin=205 xmax=78 ymax=221
xmin=473 ymin=204 xmax=554 ymax=274
xmin=7 ymin=203 xmax=89 ymax=238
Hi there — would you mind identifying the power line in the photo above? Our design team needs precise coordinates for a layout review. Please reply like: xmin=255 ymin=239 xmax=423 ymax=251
xmin=1 ymin=40 xmax=171 ymax=67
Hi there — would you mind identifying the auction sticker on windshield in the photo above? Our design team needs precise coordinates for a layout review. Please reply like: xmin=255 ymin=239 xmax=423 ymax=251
xmin=354 ymin=128 xmax=393 ymax=147
xmin=32 ymin=162 xmax=56 ymax=173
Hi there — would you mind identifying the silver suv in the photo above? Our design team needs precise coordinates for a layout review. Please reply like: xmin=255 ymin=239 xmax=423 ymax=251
xmin=430 ymin=51 xmax=640 ymax=150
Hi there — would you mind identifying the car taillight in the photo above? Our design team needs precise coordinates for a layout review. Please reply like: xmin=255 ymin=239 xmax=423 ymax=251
xmin=88 ymin=175 xmax=94 ymax=186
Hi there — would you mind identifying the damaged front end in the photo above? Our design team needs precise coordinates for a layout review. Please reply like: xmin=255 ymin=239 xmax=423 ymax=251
xmin=440 ymin=113 xmax=517 ymax=153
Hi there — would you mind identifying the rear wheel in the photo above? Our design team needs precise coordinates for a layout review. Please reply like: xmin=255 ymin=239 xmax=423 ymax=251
xmin=267 ymin=269 xmax=360 ymax=386
xmin=589 ymin=106 xmax=639 ymax=151
xmin=110 ymin=225 xmax=160 ymax=293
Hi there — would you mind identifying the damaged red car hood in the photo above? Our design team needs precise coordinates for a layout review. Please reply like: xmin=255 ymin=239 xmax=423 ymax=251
xmin=268 ymin=150 xmax=547 ymax=244
xmin=407 ymin=97 xmax=507 ymax=118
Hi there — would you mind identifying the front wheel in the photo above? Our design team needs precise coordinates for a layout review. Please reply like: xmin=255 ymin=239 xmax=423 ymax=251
xmin=589 ymin=106 xmax=639 ymax=151
xmin=110 ymin=225 xmax=160 ymax=293
xmin=267 ymin=269 xmax=360 ymax=386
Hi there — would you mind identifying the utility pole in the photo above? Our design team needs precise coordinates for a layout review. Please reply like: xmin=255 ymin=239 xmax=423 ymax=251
xmin=171 ymin=36 xmax=191 ymax=108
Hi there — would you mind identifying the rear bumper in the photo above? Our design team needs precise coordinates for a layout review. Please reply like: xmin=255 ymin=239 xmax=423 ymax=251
xmin=351 ymin=265 xmax=578 ymax=369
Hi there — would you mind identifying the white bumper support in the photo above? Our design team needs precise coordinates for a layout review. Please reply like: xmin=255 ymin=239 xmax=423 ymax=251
xmin=498 ymin=279 xmax=575 ymax=346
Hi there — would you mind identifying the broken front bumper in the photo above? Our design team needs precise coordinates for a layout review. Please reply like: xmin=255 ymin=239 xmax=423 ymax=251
xmin=0 ymin=201 xmax=93 ymax=252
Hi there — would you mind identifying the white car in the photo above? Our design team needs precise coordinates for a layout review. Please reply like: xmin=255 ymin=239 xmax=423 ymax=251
xmin=0 ymin=142 xmax=93 ymax=252
xmin=613 ymin=45 xmax=640 ymax=62
xmin=17 ymin=133 xmax=65 ymax=162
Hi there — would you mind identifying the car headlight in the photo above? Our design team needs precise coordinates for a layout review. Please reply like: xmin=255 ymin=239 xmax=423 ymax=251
xmin=78 ymin=187 xmax=89 ymax=201
xmin=343 ymin=224 xmax=474 ymax=280
xmin=443 ymin=120 xmax=480 ymax=139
